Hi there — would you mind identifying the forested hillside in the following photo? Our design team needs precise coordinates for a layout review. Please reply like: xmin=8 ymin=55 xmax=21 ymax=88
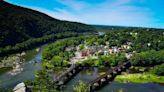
xmin=93 ymin=25 xmax=164 ymax=32
xmin=0 ymin=1 xmax=95 ymax=56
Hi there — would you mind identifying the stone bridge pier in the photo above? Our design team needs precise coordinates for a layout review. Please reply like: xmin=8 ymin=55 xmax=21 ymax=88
xmin=89 ymin=62 xmax=131 ymax=92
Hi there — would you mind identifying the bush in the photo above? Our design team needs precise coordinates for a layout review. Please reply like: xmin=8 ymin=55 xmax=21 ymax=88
xmin=73 ymin=81 xmax=90 ymax=92
xmin=130 ymin=50 xmax=164 ymax=66
xmin=152 ymin=64 xmax=164 ymax=76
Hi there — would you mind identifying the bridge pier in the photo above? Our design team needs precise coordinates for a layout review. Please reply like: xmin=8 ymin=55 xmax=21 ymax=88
xmin=89 ymin=62 xmax=131 ymax=92
xmin=53 ymin=64 xmax=84 ymax=89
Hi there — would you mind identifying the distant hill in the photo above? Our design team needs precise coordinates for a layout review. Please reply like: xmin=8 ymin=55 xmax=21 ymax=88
xmin=0 ymin=1 xmax=95 ymax=56
xmin=0 ymin=1 xmax=94 ymax=48
xmin=93 ymin=25 xmax=164 ymax=32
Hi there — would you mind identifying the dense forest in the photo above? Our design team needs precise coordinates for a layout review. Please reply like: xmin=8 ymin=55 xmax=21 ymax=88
xmin=0 ymin=1 xmax=95 ymax=57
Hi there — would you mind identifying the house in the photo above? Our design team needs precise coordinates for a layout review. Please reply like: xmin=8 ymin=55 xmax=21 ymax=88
xmin=109 ymin=48 xmax=113 ymax=54
xmin=84 ymin=45 xmax=89 ymax=49
xmin=126 ymin=53 xmax=133 ymax=59
xmin=104 ymin=50 xmax=109 ymax=55
xmin=98 ymin=49 xmax=104 ymax=55
xmin=98 ymin=32 xmax=105 ymax=35
xmin=87 ymin=49 xmax=95 ymax=56
xmin=65 ymin=47 xmax=75 ymax=51
xmin=80 ymin=51 xmax=88 ymax=57
xmin=104 ymin=45 xmax=109 ymax=49
xmin=126 ymin=42 xmax=132 ymax=45
xmin=118 ymin=47 xmax=124 ymax=52
xmin=76 ymin=45 xmax=81 ymax=51
xmin=121 ymin=45 xmax=130 ymax=49
xmin=113 ymin=47 xmax=119 ymax=53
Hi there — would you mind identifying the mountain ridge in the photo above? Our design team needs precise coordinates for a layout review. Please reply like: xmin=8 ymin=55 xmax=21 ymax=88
xmin=0 ymin=0 xmax=95 ymax=56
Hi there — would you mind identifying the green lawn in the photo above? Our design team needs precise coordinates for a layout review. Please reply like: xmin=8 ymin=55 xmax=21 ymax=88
xmin=115 ymin=73 xmax=164 ymax=83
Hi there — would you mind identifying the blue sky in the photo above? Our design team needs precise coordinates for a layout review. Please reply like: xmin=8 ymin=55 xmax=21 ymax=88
xmin=6 ymin=0 xmax=164 ymax=28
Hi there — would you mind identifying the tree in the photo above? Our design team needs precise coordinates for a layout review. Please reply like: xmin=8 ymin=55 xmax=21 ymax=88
xmin=79 ymin=44 xmax=85 ymax=50
xmin=130 ymin=50 xmax=164 ymax=66
xmin=152 ymin=64 xmax=164 ymax=76
xmin=51 ymin=56 xmax=63 ymax=66
xmin=73 ymin=81 xmax=90 ymax=92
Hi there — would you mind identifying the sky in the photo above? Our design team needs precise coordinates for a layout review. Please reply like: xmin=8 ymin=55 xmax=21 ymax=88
xmin=6 ymin=0 xmax=164 ymax=28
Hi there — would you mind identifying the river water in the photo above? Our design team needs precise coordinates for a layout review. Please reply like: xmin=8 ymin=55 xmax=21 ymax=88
xmin=0 ymin=48 xmax=42 ymax=89
xmin=63 ymin=68 xmax=164 ymax=92
xmin=0 ymin=46 xmax=164 ymax=92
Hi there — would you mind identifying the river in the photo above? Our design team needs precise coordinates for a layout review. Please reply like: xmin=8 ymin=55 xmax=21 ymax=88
xmin=63 ymin=67 xmax=164 ymax=92
xmin=0 ymin=48 xmax=42 ymax=89
xmin=0 ymin=46 xmax=164 ymax=92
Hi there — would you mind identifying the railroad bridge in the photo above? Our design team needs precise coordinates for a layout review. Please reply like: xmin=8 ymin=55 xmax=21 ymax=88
xmin=89 ymin=62 xmax=131 ymax=92
xmin=52 ymin=61 xmax=131 ymax=91
xmin=52 ymin=64 xmax=83 ymax=87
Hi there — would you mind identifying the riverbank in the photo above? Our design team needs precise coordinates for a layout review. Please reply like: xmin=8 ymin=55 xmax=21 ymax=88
xmin=0 ymin=46 xmax=43 ymax=89
xmin=0 ymin=67 xmax=12 ymax=75
xmin=115 ymin=73 xmax=164 ymax=83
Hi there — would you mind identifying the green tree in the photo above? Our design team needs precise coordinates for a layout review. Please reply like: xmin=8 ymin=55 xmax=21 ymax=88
xmin=152 ymin=64 xmax=164 ymax=76
xmin=73 ymin=81 xmax=90 ymax=92
xmin=79 ymin=44 xmax=85 ymax=50
xmin=130 ymin=50 xmax=164 ymax=66
xmin=51 ymin=56 xmax=63 ymax=66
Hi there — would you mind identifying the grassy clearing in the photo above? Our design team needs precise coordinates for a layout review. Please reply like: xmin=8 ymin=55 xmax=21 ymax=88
xmin=115 ymin=73 xmax=164 ymax=83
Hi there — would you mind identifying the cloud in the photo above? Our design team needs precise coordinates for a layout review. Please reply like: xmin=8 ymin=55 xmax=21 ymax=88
xmin=55 ymin=0 xmax=89 ymax=11
xmin=15 ymin=0 xmax=162 ymax=28
xmin=47 ymin=0 xmax=155 ymax=27
xmin=81 ymin=1 xmax=154 ymax=26
xmin=29 ymin=6 xmax=82 ymax=22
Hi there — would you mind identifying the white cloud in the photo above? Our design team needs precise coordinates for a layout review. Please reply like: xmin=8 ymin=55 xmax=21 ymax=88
xmin=81 ymin=3 xmax=154 ymax=26
xmin=55 ymin=0 xmax=89 ymax=11
xmin=29 ymin=6 xmax=82 ymax=22
xmin=25 ymin=0 xmax=160 ymax=28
